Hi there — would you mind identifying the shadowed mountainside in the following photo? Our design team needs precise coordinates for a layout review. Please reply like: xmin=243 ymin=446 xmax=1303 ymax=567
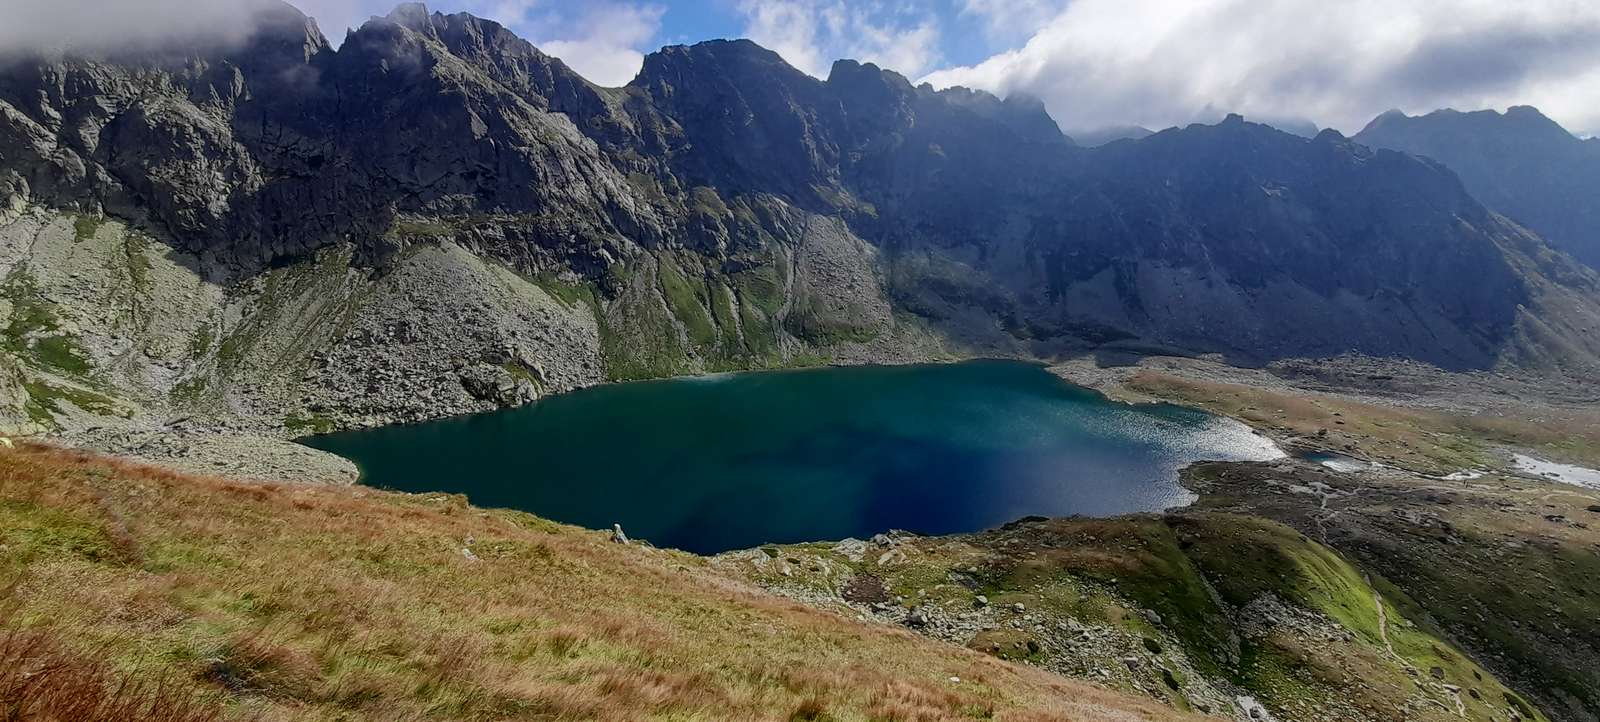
xmin=0 ymin=1 xmax=1597 ymax=440
xmin=1356 ymin=106 xmax=1600 ymax=269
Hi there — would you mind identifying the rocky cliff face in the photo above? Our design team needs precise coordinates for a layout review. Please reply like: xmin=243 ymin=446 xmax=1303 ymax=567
xmin=1 ymin=1 xmax=1598 ymax=437
xmin=1356 ymin=106 xmax=1600 ymax=269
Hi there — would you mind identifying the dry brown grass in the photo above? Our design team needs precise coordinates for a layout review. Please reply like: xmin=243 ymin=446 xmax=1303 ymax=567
xmin=0 ymin=629 xmax=223 ymax=722
xmin=1126 ymin=371 xmax=1600 ymax=473
xmin=0 ymin=443 xmax=1194 ymax=721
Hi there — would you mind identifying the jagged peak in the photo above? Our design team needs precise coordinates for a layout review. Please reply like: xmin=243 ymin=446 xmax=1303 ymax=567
xmin=634 ymin=38 xmax=818 ymax=94
xmin=931 ymin=84 xmax=1003 ymax=105
xmin=384 ymin=2 xmax=435 ymax=32
xmin=646 ymin=38 xmax=787 ymax=65
xmin=1177 ymin=112 xmax=1249 ymax=133
xmin=1356 ymin=108 xmax=1411 ymax=135
xmin=1003 ymin=91 xmax=1047 ymax=110
xmin=1156 ymin=113 xmax=1316 ymax=148
xmin=827 ymin=59 xmax=914 ymax=92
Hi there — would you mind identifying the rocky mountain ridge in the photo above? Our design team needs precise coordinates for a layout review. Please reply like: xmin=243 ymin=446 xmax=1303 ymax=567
xmin=1356 ymin=106 xmax=1600 ymax=269
xmin=1 ymin=1 xmax=1598 ymax=442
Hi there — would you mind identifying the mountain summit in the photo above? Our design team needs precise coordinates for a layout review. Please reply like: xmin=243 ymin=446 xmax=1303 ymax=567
xmin=1356 ymin=106 xmax=1600 ymax=269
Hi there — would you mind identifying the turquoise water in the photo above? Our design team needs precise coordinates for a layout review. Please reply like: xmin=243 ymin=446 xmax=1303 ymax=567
xmin=302 ymin=360 xmax=1281 ymax=553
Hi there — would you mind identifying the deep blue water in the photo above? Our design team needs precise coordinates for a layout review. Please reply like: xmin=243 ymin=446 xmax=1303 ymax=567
xmin=302 ymin=360 xmax=1281 ymax=553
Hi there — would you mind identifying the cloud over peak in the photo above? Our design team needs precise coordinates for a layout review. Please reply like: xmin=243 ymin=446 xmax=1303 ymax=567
xmin=736 ymin=0 xmax=942 ymax=79
xmin=4 ymin=0 xmax=1598 ymax=135
xmin=923 ymin=0 xmax=1600 ymax=134
xmin=0 ymin=0 xmax=348 ymax=54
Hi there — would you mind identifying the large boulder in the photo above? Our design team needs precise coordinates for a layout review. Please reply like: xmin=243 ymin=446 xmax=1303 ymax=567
xmin=458 ymin=362 xmax=537 ymax=407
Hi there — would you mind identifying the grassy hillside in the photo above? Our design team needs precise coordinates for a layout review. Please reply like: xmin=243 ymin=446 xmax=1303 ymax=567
xmin=0 ymin=443 xmax=1192 ymax=722
xmin=1047 ymin=360 xmax=1600 ymax=720
xmin=1120 ymin=371 xmax=1600 ymax=475
xmin=726 ymin=514 xmax=1546 ymax=722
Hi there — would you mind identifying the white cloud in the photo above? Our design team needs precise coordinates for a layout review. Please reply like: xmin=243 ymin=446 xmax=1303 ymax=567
xmin=483 ymin=0 xmax=538 ymax=26
xmin=0 ymin=0 xmax=363 ymax=53
xmin=739 ymin=0 xmax=828 ymax=76
xmin=293 ymin=0 xmax=370 ymax=39
xmin=957 ymin=0 xmax=1065 ymax=42
xmin=737 ymin=0 xmax=941 ymax=79
xmin=921 ymin=0 xmax=1600 ymax=134
xmin=0 ymin=0 xmax=664 ymax=86
xmin=529 ymin=2 xmax=664 ymax=86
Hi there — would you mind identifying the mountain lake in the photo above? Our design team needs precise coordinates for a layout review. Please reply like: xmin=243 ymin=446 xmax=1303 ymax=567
xmin=302 ymin=360 xmax=1284 ymax=553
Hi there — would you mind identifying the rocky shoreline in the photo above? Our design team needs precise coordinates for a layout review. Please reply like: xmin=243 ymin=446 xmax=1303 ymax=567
xmin=35 ymin=347 xmax=1598 ymax=488
xmin=62 ymin=426 xmax=359 ymax=485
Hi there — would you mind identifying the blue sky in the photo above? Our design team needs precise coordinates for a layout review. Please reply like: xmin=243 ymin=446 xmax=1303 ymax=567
xmin=295 ymin=1 xmax=1016 ymax=87
xmin=8 ymin=0 xmax=1600 ymax=135
xmin=286 ymin=0 xmax=1600 ymax=135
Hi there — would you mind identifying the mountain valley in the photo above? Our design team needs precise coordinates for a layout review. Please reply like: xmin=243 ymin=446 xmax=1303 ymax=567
xmin=3 ymin=2 xmax=1600 ymax=721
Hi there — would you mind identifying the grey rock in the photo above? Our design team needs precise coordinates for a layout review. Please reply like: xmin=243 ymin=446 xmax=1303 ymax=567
xmin=831 ymin=538 xmax=868 ymax=562
xmin=458 ymin=363 xmax=538 ymax=407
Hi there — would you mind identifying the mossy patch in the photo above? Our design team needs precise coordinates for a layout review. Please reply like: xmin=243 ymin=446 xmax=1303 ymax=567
xmin=689 ymin=186 xmax=730 ymax=218
xmin=122 ymin=232 xmax=154 ymax=292
xmin=23 ymin=380 xmax=127 ymax=422
xmin=732 ymin=262 xmax=786 ymax=318
xmin=25 ymin=336 xmax=91 ymax=376
xmin=657 ymin=256 xmax=718 ymax=349
xmin=169 ymin=376 xmax=212 ymax=406
xmin=284 ymin=414 xmax=338 ymax=435
xmin=186 ymin=323 xmax=216 ymax=361
xmin=529 ymin=272 xmax=598 ymax=311
xmin=709 ymin=283 xmax=742 ymax=354
xmin=735 ymin=297 xmax=777 ymax=357
xmin=2 ymin=271 xmax=93 ymax=377
xmin=599 ymin=263 xmax=692 ymax=381
xmin=72 ymin=214 xmax=102 ymax=242
xmin=216 ymin=249 xmax=353 ymax=376
xmin=786 ymin=312 xmax=881 ymax=346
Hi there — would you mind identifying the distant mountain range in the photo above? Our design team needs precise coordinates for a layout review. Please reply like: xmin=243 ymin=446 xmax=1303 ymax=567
xmin=1066 ymin=125 xmax=1156 ymax=147
xmin=0 ymin=1 xmax=1597 ymax=435
xmin=1356 ymin=106 xmax=1600 ymax=270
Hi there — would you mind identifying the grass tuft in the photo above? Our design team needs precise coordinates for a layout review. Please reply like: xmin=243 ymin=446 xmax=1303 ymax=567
xmin=0 ymin=630 xmax=222 ymax=722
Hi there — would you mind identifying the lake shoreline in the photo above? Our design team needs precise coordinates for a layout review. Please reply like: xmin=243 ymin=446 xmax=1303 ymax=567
xmin=304 ymin=360 xmax=1284 ymax=554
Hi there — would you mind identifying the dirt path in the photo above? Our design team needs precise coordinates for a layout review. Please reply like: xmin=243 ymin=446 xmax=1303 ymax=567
xmin=1369 ymin=578 xmax=1399 ymax=660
